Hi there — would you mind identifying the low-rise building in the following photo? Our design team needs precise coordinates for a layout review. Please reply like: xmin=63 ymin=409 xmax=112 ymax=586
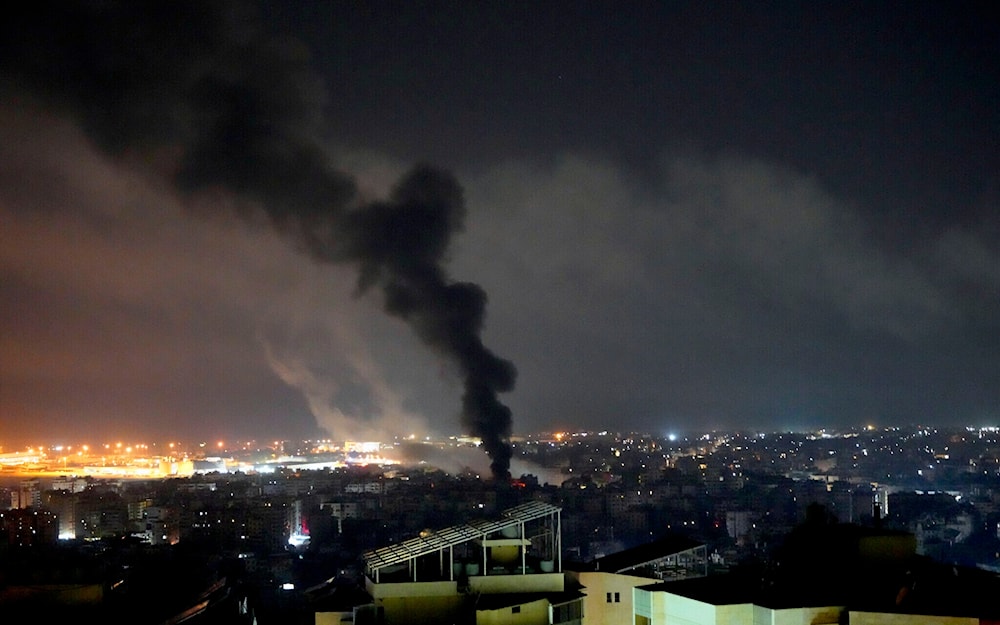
xmin=569 ymin=533 xmax=707 ymax=625
xmin=633 ymin=520 xmax=1000 ymax=625
xmin=358 ymin=501 xmax=583 ymax=625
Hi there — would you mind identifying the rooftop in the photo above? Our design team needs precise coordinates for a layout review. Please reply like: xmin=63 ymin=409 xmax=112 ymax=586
xmin=587 ymin=533 xmax=705 ymax=574
xmin=363 ymin=500 xmax=561 ymax=575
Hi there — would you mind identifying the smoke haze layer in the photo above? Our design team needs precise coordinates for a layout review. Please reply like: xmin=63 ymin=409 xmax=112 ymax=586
xmin=1 ymin=0 xmax=516 ymax=478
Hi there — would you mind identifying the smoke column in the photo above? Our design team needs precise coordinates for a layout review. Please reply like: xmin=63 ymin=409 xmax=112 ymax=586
xmin=1 ymin=1 xmax=516 ymax=479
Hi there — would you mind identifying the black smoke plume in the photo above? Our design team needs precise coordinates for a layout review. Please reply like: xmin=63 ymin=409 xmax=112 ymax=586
xmin=1 ymin=1 xmax=516 ymax=479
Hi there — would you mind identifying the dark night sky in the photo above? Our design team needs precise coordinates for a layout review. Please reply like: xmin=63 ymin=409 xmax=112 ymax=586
xmin=1 ymin=1 xmax=997 ymax=449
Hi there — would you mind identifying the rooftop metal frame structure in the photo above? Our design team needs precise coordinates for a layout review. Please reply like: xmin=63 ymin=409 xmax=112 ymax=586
xmin=363 ymin=501 xmax=562 ymax=583
xmin=586 ymin=534 xmax=709 ymax=584
xmin=611 ymin=543 xmax=708 ymax=580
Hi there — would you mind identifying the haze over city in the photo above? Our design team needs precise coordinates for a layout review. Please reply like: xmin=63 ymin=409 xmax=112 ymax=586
xmin=1 ymin=0 xmax=997 ymax=466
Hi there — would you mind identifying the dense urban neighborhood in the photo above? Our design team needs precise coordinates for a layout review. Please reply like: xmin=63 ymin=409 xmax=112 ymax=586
xmin=3 ymin=425 xmax=1000 ymax=623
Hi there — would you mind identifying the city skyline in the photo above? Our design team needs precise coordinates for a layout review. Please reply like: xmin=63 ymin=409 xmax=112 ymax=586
xmin=1 ymin=1 xmax=997 ymax=452
xmin=3 ymin=422 xmax=996 ymax=488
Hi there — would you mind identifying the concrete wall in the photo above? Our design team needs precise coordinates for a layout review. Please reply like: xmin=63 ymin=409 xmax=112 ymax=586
xmin=659 ymin=591 xmax=717 ymax=625
xmin=365 ymin=574 xmax=568 ymax=624
xmin=715 ymin=602 xmax=754 ymax=624
xmin=476 ymin=597 xmax=550 ymax=625
xmin=764 ymin=606 xmax=844 ymax=625
xmin=850 ymin=612 xmax=978 ymax=625
xmin=635 ymin=586 xmax=654 ymax=621
xmin=637 ymin=588 xmax=842 ymax=625
xmin=379 ymin=593 xmax=464 ymax=625
xmin=315 ymin=611 xmax=352 ymax=625
xmin=366 ymin=578 xmax=458 ymax=599
xmin=576 ymin=571 xmax=658 ymax=625
xmin=365 ymin=579 xmax=462 ymax=625
xmin=468 ymin=572 xmax=564 ymax=594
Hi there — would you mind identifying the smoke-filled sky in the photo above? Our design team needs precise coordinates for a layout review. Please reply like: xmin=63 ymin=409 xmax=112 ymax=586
xmin=1 ymin=1 xmax=998 ymax=451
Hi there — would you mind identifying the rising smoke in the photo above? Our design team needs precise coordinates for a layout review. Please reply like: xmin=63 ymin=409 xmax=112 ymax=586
xmin=1 ymin=1 xmax=516 ymax=479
